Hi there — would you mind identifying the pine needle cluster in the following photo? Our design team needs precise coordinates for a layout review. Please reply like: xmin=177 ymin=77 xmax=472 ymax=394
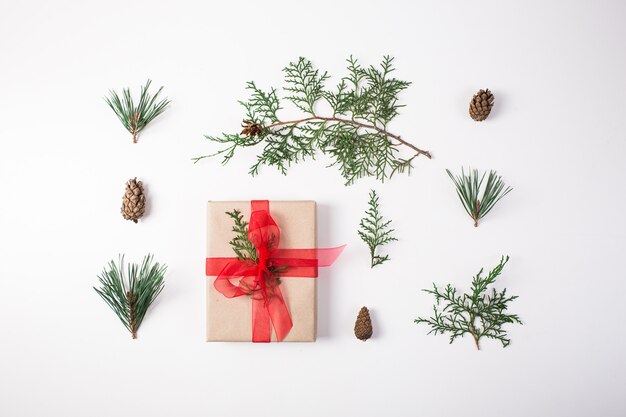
xmin=446 ymin=168 xmax=512 ymax=227
xmin=104 ymin=79 xmax=170 ymax=143
xmin=358 ymin=190 xmax=397 ymax=268
xmin=194 ymin=56 xmax=431 ymax=185
xmin=93 ymin=255 xmax=166 ymax=339
xmin=414 ymin=256 xmax=521 ymax=349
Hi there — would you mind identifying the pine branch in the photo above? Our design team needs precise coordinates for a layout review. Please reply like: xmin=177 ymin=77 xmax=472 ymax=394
xmin=446 ymin=168 xmax=512 ymax=227
xmin=358 ymin=190 xmax=397 ymax=268
xmin=104 ymin=80 xmax=170 ymax=143
xmin=414 ymin=256 xmax=522 ymax=350
xmin=93 ymin=255 xmax=166 ymax=339
xmin=194 ymin=56 xmax=431 ymax=185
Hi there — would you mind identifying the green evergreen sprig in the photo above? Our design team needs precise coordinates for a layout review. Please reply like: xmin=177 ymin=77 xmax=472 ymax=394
xmin=446 ymin=168 xmax=512 ymax=227
xmin=104 ymin=79 xmax=170 ymax=143
xmin=194 ymin=56 xmax=431 ymax=185
xmin=414 ymin=256 xmax=521 ymax=350
xmin=225 ymin=210 xmax=284 ymax=286
xmin=225 ymin=209 xmax=257 ymax=261
xmin=93 ymin=255 xmax=166 ymax=339
xmin=358 ymin=190 xmax=398 ymax=268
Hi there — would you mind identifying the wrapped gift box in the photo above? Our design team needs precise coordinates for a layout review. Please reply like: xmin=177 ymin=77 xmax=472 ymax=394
xmin=206 ymin=201 xmax=319 ymax=342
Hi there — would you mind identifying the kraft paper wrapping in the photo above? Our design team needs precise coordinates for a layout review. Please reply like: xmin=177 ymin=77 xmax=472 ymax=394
xmin=206 ymin=201 xmax=317 ymax=342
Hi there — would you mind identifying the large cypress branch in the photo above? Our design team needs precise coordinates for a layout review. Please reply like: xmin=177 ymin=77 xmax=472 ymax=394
xmin=194 ymin=56 xmax=431 ymax=185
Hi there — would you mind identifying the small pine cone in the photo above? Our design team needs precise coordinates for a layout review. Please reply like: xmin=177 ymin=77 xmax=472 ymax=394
xmin=241 ymin=120 xmax=263 ymax=138
xmin=354 ymin=306 xmax=373 ymax=341
xmin=469 ymin=89 xmax=494 ymax=121
xmin=121 ymin=177 xmax=145 ymax=223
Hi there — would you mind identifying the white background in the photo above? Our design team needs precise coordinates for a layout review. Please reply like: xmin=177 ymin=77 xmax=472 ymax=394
xmin=1 ymin=1 xmax=625 ymax=416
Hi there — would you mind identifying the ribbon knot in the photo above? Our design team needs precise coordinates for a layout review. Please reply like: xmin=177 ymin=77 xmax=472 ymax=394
xmin=206 ymin=200 xmax=345 ymax=342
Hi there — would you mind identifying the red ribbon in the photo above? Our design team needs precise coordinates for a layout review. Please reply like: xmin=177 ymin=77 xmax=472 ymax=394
xmin=205 ymin=200 xmax=345 ymax=342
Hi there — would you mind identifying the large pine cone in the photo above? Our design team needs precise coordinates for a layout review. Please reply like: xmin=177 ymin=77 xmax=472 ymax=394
xmin=121 ymin=178 xmax=145 ymax=223
xmin=469 ymin=89 xmax=494 ymax=121
xmin=354 ymin=306 xmax=373 ymax=341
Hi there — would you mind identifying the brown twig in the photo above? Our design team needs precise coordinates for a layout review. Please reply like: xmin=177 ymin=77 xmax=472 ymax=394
xmin=473 ymin=199 xmax=481 ymax=227
xmin=126 ymin=291 xmax=137 ymax=339
xmin=469 ymin=318 xmax=480 ymax=350
xmin=130 ymin=112 xmax=139 ymax=144
xmin=264 ymin=116 xmax=432 ymax=159
xmin=470 ymin=330 xmax=480 ymax=350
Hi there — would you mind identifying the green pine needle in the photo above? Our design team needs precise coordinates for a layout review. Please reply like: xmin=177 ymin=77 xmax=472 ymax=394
xmin=104 ymin=79 xmax=170 ymax=143
xmin=358 ymin=189 xmax=398 ymax=268
xmin=446 ymin=168 xmax=512 ymax=227
xmin=414 ymin=256 xmax=522 ymax=350
xmin=93 ymin=254 xmax=166 ymax=339
xmin=194 ymin=56 xmax=431 ymax=185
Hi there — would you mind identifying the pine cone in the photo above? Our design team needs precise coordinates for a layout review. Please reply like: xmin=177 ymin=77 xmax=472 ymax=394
xmin=121 ymin=178 xmax=145 ymax=223
xmin=354 ymin=306 xmax=373 ymax=341
xmin=241 ymin=120 xmax=263 ymax=138
xmin=469 ymin=89 xmax=494 ymax=121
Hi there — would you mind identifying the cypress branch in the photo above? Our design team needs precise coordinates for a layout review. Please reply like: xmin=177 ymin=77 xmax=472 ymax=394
xmin=225 ymin=209 xmax=257 ymax=261
xmin=414 ymin=256 xmax=522 ymax=350
xmin=225 ymin=209 xmax=284 ymax=286
xmin=194 ymin=56 xmax=431 ymax=185
xmin=358 ymin=190 xmax=397 ymax=268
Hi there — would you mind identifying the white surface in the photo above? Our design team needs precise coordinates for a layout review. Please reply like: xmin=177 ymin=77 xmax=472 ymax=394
xmin=1 ymin=1 xmax=625 ymax=416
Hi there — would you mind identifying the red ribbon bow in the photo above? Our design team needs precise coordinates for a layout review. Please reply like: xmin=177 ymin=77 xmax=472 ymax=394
xmin=205 ymin=200 xmax=345 ymax=342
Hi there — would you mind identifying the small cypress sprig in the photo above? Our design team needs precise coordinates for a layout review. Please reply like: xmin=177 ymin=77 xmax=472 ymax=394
xmin=93 ymin=255 xmax=166 ymax=339
xmin=446 ymin=168 xmax=512 ymax=227
xmin=194 ymin=56 xmax=431 ymax=185
xmin=225 ymin=210 xmax=284 ymax=286
xmin=414 ymin=256 xmax=522 ymax=350
xmin=104 ymin=79 xmax=170 ymax=143
xmin=358 ymin=190 xmax=397 ymax=268
xmin=225 ymin=209 xmax=257 ymax=261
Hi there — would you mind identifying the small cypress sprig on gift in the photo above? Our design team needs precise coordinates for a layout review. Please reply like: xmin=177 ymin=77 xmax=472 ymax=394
xmin=94 ymin=255 xmax=166 ymax=339
xmin=358 ymin=190 xmax=397 ymax=268
xmin=446 ymin=168 xmax=512 ymax=227
xmin=194 ymin=56 xmax=431 ymax=185
xmin=225 ymin=209 xmax=257 ymax=261
xmin=414 ymin=256 xmax=521 ymax=350
xmin=225 ymin=210 xmax=285 ymax=284
xmin=104 ymin=80 xmax=170 ymax=143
